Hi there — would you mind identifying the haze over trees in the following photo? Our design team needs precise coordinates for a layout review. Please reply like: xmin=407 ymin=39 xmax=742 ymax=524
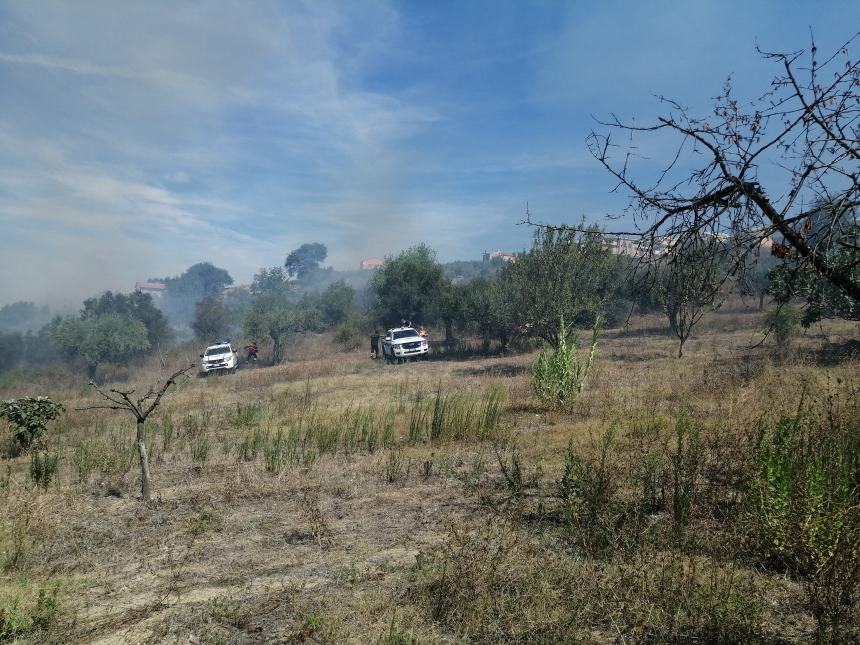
xmin=250 ymin=267 xmax=293 ymax=299
xmin=0 ymin=302 xmax=53 ymax=333
xmin=157 ymin=262 xmax=234 ymax=326
xmin=191 ymin=297 xmax=233 ymax=342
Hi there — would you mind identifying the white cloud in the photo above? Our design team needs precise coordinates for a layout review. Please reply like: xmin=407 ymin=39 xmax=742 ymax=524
xmin=0 ymin=1 xmax=440 ymax=304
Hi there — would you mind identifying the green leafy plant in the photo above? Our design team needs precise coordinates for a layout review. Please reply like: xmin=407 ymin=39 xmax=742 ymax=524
xmin=670 ymin=413 xmax=701 ymax=532
xmin=30 ymin=450 xmax=60 ymax=489
xmin=190 ymin=435 xmax=210 ymax=464
xmin=747 ymin=412 xmax=860 ymax=641
xmin=73 ymin=442 xmax=95 ymax=484
xmin=0 ymin=397 xmax=64 ymax=450
xmin=557 ymin=426 xmax=619 ymax=556
xmin=532 ymin=316 xmax=600 ymax=407
xmin=764 ymin=304 xmax=801 ymax=348
xmin=0 ymin=584 xmax=61 ymax=641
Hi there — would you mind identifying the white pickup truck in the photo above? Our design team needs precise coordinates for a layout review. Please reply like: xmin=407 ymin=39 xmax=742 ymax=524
xmin=199 ymin=340 xmax=238 ymax=375
xmin=381 ymin=327 xmax=429 ymax=363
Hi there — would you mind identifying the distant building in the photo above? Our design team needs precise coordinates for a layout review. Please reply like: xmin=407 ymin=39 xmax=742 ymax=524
xmin=482 ymin=250 xmax=518 ymax=263
xmin=360 ymin=258 xmax=385 ymax=270
xmin=605 ymin=237 xmax=640 ymax=257
xmin=134 ymin=281 xmax=166 ymax=297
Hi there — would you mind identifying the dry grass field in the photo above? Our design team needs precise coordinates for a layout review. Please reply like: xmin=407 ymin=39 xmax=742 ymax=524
xmin=0 ymin=306 xmax=858 ymax=643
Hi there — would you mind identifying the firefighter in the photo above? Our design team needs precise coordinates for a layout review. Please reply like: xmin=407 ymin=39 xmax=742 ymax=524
xmin=370 ymin=330 xmax=381 ymax=359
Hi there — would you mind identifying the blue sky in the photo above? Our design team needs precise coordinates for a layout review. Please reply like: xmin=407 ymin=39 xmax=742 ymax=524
xmin=1 ymin=0 xmax=857 ymax=305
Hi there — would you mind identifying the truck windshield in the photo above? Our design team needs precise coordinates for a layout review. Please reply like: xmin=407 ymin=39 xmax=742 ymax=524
xmin=205 ymin=346 xmax=230 ymax=356
xmin=393 ymin=329 xmax=418 ymax=340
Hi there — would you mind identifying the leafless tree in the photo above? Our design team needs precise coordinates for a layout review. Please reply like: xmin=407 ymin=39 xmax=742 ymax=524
xmin=529 ymin=34 xmax=860 ymax=304
xmin=79 ymin=365 xmax=193 ymax=501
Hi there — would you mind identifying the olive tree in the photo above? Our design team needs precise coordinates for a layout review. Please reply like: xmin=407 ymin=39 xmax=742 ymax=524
xmin=191 ymin=296 xmax=233 ymax=341
xmin=461 ymin=277 xmax=514 ymax=350
xmin=50 ymin=314 xmax=150 ymax=382
xmin=370 ymin=244 xmax=449 ymax=327
xmin=242 ymin=296 xmax=321 ymax=364
xmin=504 ymin=227 xmax=621 ymax=348
xmin=251 ymin=266 xmax=294 ymax=298
xmin=81 ymin=290 xmax=173 ymax=347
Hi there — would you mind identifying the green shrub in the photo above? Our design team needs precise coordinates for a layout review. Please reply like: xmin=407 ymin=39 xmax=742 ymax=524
xmin=237 ymin=427 xmax=266 ymax=462
xmin=532 ymin=316 xmax=599 ymax=407
xmin=0 ymin=583 xmax=61 ymax=641
xmin=30 ymin=451 xmax=60 ymax=489
xmin=409 ymin=387 xmax=505 ymax=445
xmin=670 ymin=413 xmax=701 ymax=532
xmin=765 ymin=305 xmax=801 ymax=348
xmin=159 ymin=416 xmax=175 ymax=453
xmin=264 ymin=429 xmax=287 ymax=474
xmin=191 ymin=435 xmax=210 ymax=464
xmin=609 ymin=555 xmax=765 ymax=643
xmin=0 ymin=397 xmax=64 ymax=450
xmin=383 ymin=449 xmax=410 ymax=485
xmin=233 ymin=403 xmax=261 ymax=428
xmin=557 ymin=426 xmax=619 ymax=556
xmin=334 ymin=313 xmax=367 ymax=350
xmin=74 ymin=442 xmax=95 ymax=484
xmin=746 ymin=412 xmax=860 ymax=641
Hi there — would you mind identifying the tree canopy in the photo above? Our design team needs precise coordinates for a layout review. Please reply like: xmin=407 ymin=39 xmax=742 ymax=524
xmin=82 ymin=290 xmax=173 ymax=347
xmin=251 ymin=267 xmax=294 ymax=299
xmin=191 ymin=296 xmax=234 ymax=341
xmin=0 ymin=301 xmax=52 ymax=333
xmin=285 ymin=243 xmax=328 ymax=280
xmin=768 ymin=222 xmax=860 ymax=325
xmin=159 ymin=262 xmax=233 ymax=324
xmin=243 ymin=295 xmax=313 ymax=364
xmin=318 ymin=280 xmax=354 ymax=327
xmin=503 ymin=228 xmax=621 ymax=347
xmin=370 ymin=244 xmax=449 ymax=326
xmin=49 ymin=314 xmax=150 ymax=381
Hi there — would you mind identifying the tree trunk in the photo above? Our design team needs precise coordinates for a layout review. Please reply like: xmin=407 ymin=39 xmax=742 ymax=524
xmin=87 ymin=363 xmax=98 ymax=383
xmin=444 ymin=319 xmax=453 ymax=342
xmin=136 ymin=419 xmax=152 ymax=501
xmin=677 ymin=338 xmax=685 ymax=358
xmin=272 ymin=337 xmax=282 ymax=365
xmin=758 ymin=290 xmax=765 ymax=310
